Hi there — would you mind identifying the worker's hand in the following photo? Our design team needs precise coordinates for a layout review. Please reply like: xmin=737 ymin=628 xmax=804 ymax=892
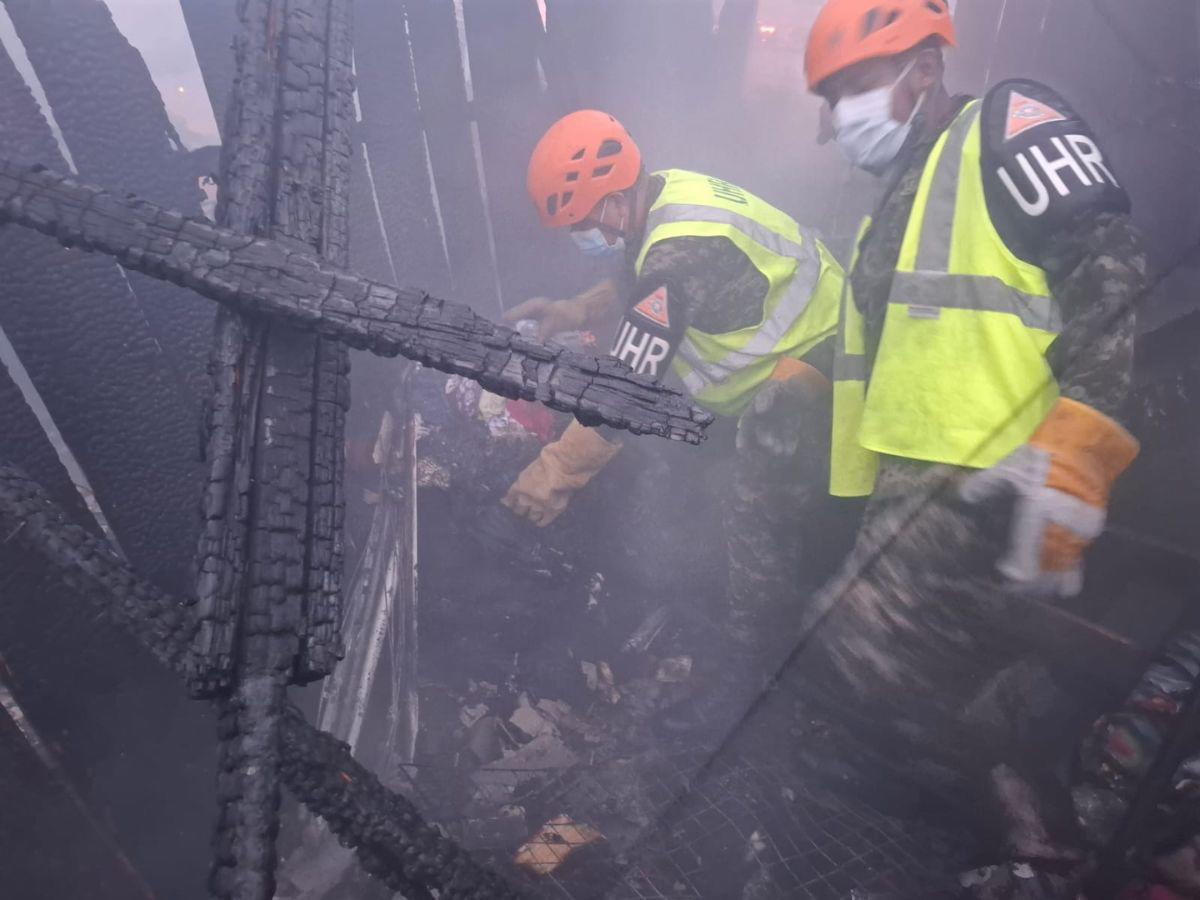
xmin=961 ymin=398 xmax=1139 ymax=597
xmin=503 ymin=279 xmax=619 ymax=342
xmin=736 ymin=359 xmax=830 ymax=459
xmin=504 ymin=297 xmax=586 ymax=342
xmin=502 ymin=421 xmax=622 ymax=527
xmin=503 ymin=454 xmax=573 ymax=527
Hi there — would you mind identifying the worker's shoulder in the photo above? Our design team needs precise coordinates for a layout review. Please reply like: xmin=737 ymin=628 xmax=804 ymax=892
xmin=654 ymin=168 xmax=796 ymax=218
xmin=977 ymin=78 xmax=1131 ymax=259
xmin=640 ymin=230 xmax=748 ymax=279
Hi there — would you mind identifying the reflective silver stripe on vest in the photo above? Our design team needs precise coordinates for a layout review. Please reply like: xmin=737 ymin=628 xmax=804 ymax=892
xmin=831 ymin=260 xmax=865 ymax=383
xmin=676 ymin=274 xmax=816 ymax=389
xmin=681 ymin=368 xmax=708 ymax=396
xmin=645 ymin=202 xmax=811 ymax=261
xmin=914 ymin=102 xmax=980 ymax=271
xmin=833 ymin=352 xmax=866 ymax=381
xmin=897 ymin=100 xmax=1061 ymax=335
xmin=648 ymin=201 xmax=823 ymax=391
xmin=677 ymin=335 xmax=729 ymax=389
xmin=891 ymin=271 xmax=1062 ymax=332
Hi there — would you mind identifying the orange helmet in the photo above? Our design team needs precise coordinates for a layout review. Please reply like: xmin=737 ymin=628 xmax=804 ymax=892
xmin=527 ymin=110 xmax=642 ymax=229
xmin=805 ymin=0 xmax=956 ymax=92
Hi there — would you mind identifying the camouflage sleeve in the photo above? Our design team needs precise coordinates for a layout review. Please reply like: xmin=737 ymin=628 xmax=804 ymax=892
xmin=1042 ymin=211 xmax=1148 ymax=423
xmin=979 ymin=79 xmax=1145 ymax=423
xmin=609 ymin=235 xmax=767 ymax=382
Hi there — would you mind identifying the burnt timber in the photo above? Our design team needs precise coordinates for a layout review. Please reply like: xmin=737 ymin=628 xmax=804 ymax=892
xmin=0 ymin=159 xmax=712 ymax=445
xmin=196 ymin=1 xmax=357 ymax=897
xmin=0 ymin=461 xmax=528 ymax=900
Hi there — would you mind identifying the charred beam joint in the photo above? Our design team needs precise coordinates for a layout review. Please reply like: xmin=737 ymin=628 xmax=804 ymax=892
xmin=0 ymin=159 xmax=713 ymax=444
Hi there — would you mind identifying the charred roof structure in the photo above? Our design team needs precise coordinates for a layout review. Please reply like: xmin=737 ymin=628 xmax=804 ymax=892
xmin=0 ymin=2 xmax=1198 ymax=900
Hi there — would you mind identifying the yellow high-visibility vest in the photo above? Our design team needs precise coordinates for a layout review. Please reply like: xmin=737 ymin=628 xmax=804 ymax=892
xmin=635 ymin=169 xmax=843 ymax=418
xmin=830 ymin=101 xmax=1061 ymax=497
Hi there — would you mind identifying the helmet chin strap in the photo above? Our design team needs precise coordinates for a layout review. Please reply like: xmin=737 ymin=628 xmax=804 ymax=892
xmin=887 ymin=68 xmax=931 ymax=172
xmin=625 ymin=177 xmax=650 ymax=246
xmin=598 ymin=195 xmax=630 ymax=247
xmin=900 ymin=87 xmax=929 ymax=147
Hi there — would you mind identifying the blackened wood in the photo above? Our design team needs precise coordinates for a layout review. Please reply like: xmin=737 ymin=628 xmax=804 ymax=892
xmin=0 ymin=461 xmax=528 ymax=900
xmin=0 ymin=158 xmax=713 ymax=444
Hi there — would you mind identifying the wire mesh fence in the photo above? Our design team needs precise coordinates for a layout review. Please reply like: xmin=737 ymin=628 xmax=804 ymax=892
xmin=393 ymin=741 xmax=968 ymax=899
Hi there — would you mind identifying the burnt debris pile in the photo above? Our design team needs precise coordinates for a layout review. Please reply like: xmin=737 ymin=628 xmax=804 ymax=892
xmin=1 ymin=2 xmax=1199 ymax=900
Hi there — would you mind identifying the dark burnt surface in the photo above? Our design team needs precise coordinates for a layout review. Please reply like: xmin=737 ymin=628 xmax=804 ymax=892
xmin=0 ymin=160 xmax=712 ymax=444
xmin=3 ymin=0 xmax=216 ymax=422
xmin=0 ymin=7 xmax=204 ymax=596
xmin=0 ymin=460 xmax=529 ymax=899
xmin=0 ymin=17 xmax=216 ymax=895
xmin=198 ymin=2 xmax=356 ymax=895
xmin=0 ymin=706 xmax=156 ymax=900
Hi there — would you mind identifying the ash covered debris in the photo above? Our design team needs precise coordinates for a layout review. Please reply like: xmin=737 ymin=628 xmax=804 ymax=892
xmin=0 ymin=1 xmax=705 ymax=896
xmin=309 ymin=364 xmax=971 ymax=899
xmin=1 ymin=1 xmax=1200 ymax=899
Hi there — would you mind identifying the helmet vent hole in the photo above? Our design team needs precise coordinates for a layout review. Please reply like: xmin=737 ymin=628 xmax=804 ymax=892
xmin=596 ymin=139 xmax=623 ymax=159
xmin=592 ymin=164 xmax=614 ymax=178
xmin=565 ymin=171 xmax=579 ymax=182
xmin=884 ymin=10 xmax=900 ymax=26
xmin=861 ymin=8 xmax=880 ymax=37
xmin=561 ymin=190 xmax=574 ymax=207
xmin=925 ymin=1 xmax=944 ymax=12
xmin=571 ymin=148 xmax=586 ymax=161
xmin=547 ymin=195 xmax=558 ymax=216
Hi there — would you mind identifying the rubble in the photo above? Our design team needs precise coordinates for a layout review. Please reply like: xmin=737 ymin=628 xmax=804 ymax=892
xmin=510 ymin=696 xmax=560 ymax=741
xmin=624 ymin=604 xmax=671 ymax=654
xmin=460 ymin=703 xmax=490 ymax=730
xmin=0 ymin=462 xmax=527 ymax=899
xmin=581 ymin=660 xmax=621 ymax=705
xmin=471 ymin=735 xmax=580 ymax=806
xmin=1 ymin=1 xmax=1196 ymax=898
xmin=655 ymin=656 xmax=694 ymax=684
xmin=492 ymin=734 xmax=580 ymax=771
xmin=465 ymin=716 xmax=513 ymax=767
xmin=514 ymin=815 xmax=604 ymax=877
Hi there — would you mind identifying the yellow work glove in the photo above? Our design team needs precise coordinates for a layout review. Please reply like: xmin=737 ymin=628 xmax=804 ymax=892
xmin=503 ymin=279 xmax=619 ymax=341
xmin=961 ymin=397 xmax=1139 ymax=597
xmin=502 ymin=420 xmax=622 ymax=527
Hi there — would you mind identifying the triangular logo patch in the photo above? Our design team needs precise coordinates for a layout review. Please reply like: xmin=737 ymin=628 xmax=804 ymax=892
xmin=1005 ymin=90 xmax=1067 ymax=141
xmin=633 ymin=286 xmax=671 ymax=329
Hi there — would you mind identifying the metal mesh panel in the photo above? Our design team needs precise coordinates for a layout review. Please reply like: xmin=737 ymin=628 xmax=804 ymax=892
xmin=394 ymin=745 xmax=967 ymax=899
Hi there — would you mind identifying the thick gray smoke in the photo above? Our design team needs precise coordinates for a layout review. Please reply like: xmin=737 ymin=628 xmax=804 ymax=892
xmin=0 ymin=2 xmax=1198 ymax=899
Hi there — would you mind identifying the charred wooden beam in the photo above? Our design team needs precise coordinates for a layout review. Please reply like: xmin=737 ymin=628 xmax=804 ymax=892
xmin=0 ymin=159 xmax=713 ymax=444
xmin=0 ymin=461 xmax=528 ymax=900
xmin=200 ymin=2 xmax=356 ymax=897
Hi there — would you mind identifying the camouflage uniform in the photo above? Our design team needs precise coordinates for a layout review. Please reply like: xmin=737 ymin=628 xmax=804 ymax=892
xmin=798 ymin=85 xmax=1150 ymax=864
xmin=617 ymin=176 xmax=841 ymax=658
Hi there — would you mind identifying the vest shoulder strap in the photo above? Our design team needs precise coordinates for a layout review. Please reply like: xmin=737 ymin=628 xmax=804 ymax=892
xmin=899 ymin=101 xmax=982 ymax=273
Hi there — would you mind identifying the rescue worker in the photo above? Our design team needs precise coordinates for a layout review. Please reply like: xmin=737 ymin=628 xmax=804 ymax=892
xmin=502 ymin=109 xmax=846 ymax=721
xmin=798 ymin=0 xmax=1149 ymax=891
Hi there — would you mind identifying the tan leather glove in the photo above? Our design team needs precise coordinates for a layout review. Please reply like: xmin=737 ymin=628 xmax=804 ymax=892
xmin=736 ymin=358 xmax=830 ymax=457
xmin=962 ymin=397 xmax=1139 ymax=596
xmin=503 ymin=279 xmax=619 ymax=341
xmin=502 ymin=420 xmax=622 ymax=527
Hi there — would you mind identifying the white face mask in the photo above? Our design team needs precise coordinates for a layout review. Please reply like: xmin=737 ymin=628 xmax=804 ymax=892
xmin=570 ymin=227 xmax=625 ymax=258
xmin=832 ymin=59 xmax=925 ymax=175
xmin=569 ymin=196 xmax=626 ymax=258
